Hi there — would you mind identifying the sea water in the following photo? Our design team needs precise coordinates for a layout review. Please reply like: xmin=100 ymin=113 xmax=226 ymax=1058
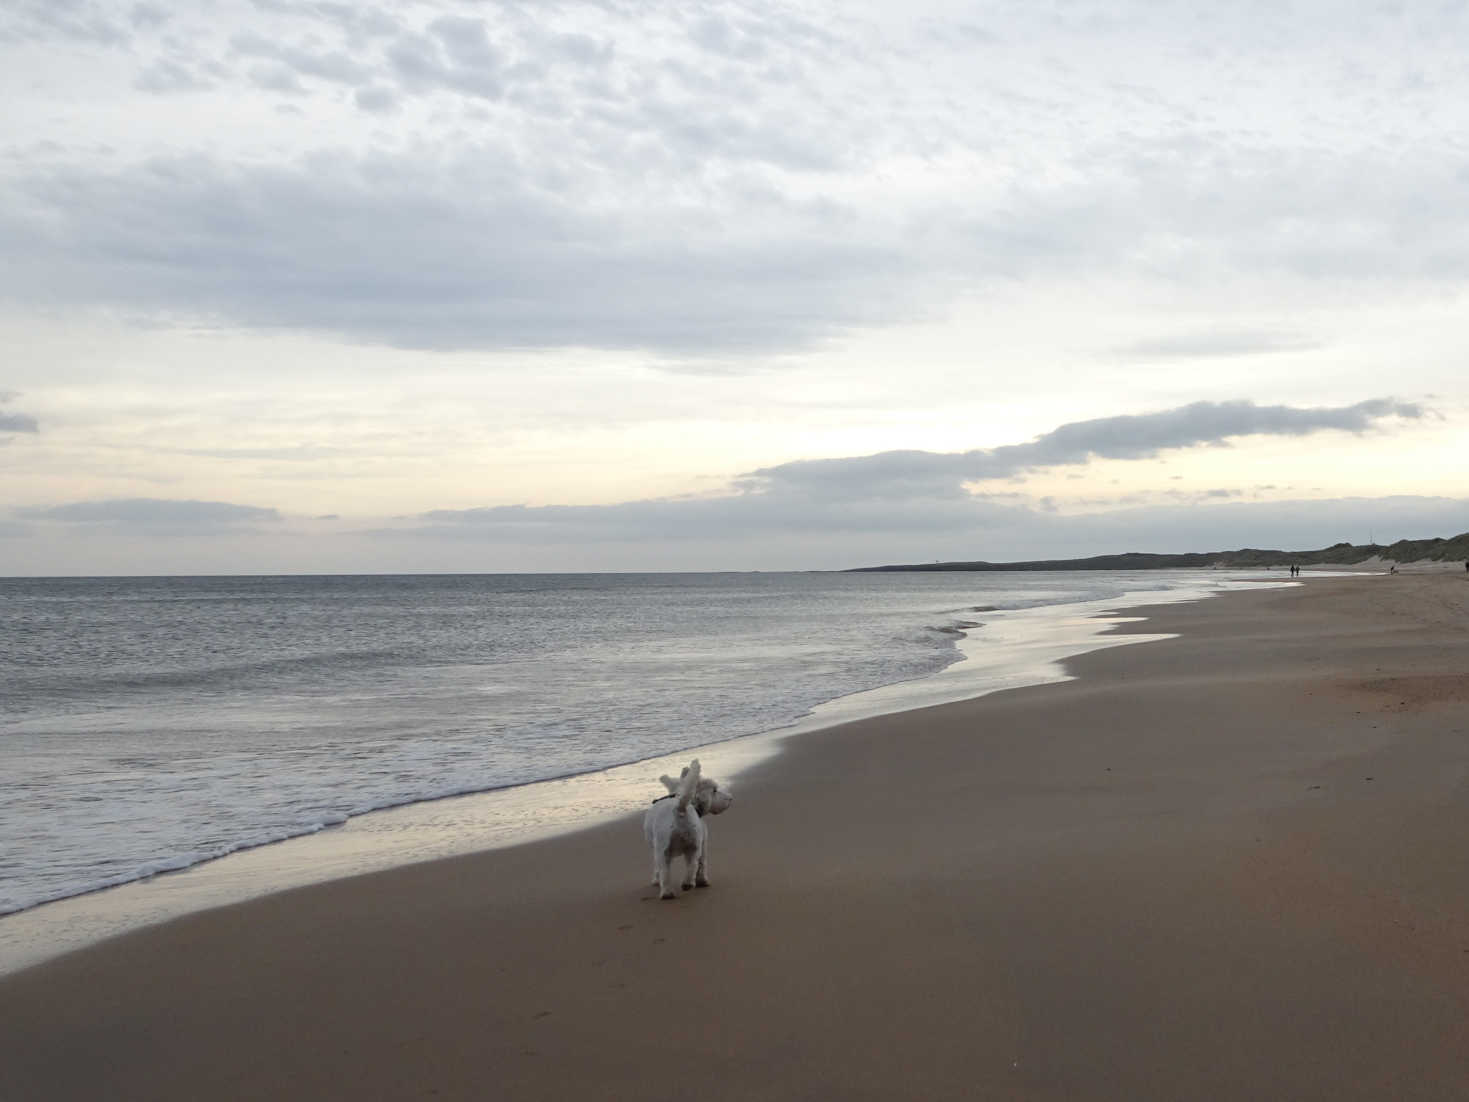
xmin=1 ymin=570 xmax=1266 ymax=922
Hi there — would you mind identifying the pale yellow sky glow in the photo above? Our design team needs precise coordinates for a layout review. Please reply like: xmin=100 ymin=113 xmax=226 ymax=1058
xmin=2 ymin=1 xmax=1468 ymax=573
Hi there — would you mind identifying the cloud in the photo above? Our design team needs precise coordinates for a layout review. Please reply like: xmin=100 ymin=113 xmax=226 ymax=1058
xmin=745 ymin=399 xmax=1425 ymax=499
xmin=134 ymin=57 xmax=212 ymax=93
xmin=387 ymin=22 xmax=504 ymax=100
xmin=395 ymin=399 xmax=1429 ymax=554
xmin=246 ymin=1 xmax=402 ymax=46
xmin=354 ymin=84 xmax=400 ymax=113
xmin=17 ymin=498 xmax=280 ymax=526
xmin=229 ymin=29 xmax=375 ymax=88
xmin=7 ymin=0 xmax=1469 ymax=367
xmin=7 ymin=2 xmax=1469 ymax=360
xmin=0 ymin=392 xmax=38 ymax=434
xmin=428 ymin=15 xmax=502 ymax=73
xmin=2 ymin=0 xmax=129 ymax=45
xmin=0 ymin=148 xmax=921 ymax=354
xmin=0 ymin=391 xmax=1457 ymax=572
xmin=8 ymin=135 xmax=1469 ymax=357
xmin=130 ymin=3 xmax=169 ymax=31
xmin=688 ymin=13 xmax=767 ymax=60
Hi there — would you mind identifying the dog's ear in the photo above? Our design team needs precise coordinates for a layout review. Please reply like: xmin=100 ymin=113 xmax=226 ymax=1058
xmin=658 ymin=774 xmax=680 ymax=794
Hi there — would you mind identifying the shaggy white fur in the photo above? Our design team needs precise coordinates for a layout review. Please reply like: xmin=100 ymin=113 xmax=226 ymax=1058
xmin=642 ymin=759 xmax=734 ymax=900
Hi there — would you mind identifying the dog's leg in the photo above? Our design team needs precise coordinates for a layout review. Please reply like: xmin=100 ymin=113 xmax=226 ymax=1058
xmin=680 ymin=853 xmax=695 ymax=892
xmin=657 ymin=851 xmax=677 ymax=900
xmin=646 ymin=826 xmax=661 ymax=885
xmin=694 ymin=840 xmax=710 ymax=888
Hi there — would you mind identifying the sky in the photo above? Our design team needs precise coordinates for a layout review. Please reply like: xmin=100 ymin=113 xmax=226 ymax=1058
xmin=2 ymin=0 xmax=1468 ymax=574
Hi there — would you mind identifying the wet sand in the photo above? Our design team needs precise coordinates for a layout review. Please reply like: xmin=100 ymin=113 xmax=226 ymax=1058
xmin=3 ymin=574 xmax=1467 ymax=1100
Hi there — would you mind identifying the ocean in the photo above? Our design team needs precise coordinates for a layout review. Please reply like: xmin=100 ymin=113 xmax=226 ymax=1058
xmin=1 ymin=569 xmax=1268 ymax=923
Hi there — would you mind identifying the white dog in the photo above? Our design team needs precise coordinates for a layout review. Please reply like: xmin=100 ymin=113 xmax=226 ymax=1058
xmin=642 ymin=759 xmax=734 ymax=900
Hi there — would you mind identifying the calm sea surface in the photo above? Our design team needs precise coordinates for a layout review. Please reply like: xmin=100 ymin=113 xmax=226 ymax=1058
xmin=2 ymin=570 xmax=1252 ymax=914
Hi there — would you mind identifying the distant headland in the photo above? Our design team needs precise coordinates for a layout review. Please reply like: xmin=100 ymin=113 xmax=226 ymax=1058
xmin=848 ymin=532 xmax=1469 ymax=573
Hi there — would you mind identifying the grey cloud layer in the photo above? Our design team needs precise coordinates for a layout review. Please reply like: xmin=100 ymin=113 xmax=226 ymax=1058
xmin=0 ymin=150 xmax=919 ymax=353
xmin=745 ymin=399 xmax=1424 ymax=498
xmin=5 ymin=396 xmax=1455 ymax=567
xmin=7 ymin=2 xmax=1469 ymax=354
xmin=0 ymin=393 xmax=38 ymax=434
xmin=2 ymin=2 xmax=907 ymax=352
xmin=12 ymin=399 xmax=1418 ymax=542
xmin=8 ymin=138 xmax=1469 ymax=356
xmin=2 ymin=0 xmax=135 ymax=45
xmin=18 ymin=498 xmax=280 ymax=525
xmin=415 ymin=399 xmax=1425 ymax=537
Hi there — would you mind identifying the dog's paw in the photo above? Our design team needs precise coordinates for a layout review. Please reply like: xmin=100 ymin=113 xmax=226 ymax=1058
xmin=659 ymin=890 xmax=677 ymax=901
xmin=695 ymin=877 xmax=710 ymax=888
xmin=680 ymin=882 xmax=694 ymax=892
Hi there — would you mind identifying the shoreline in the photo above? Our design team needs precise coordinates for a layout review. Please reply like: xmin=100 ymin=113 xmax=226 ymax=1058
xmin=4 ymin=574 xmax=1469 ymax=1098
xmin=0 ymin=571 xmax=1273 ymax=976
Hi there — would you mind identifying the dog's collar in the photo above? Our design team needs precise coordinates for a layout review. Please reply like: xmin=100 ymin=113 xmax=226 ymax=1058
xmin=652 ymin=793 xmax=708 ymax=813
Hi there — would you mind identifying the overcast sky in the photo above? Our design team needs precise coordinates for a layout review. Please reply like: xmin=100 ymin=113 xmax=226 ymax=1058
xmin=3 ymin=0 xmax=1467 ymax=574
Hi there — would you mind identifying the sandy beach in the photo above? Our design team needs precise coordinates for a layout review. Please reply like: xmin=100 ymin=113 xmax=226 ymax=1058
xmin=3 ymin=574 xmax=1467 ymax=1101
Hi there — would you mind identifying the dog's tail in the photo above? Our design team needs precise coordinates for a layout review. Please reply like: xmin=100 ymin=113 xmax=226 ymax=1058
xmin=676 ymin=759 xmax=702 ymax=813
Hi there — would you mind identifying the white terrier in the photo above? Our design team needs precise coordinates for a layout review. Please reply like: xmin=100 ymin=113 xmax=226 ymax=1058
xmin=642 ymin=759 xmax=734 ymax=900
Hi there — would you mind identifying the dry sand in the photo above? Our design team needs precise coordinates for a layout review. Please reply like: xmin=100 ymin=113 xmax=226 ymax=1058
xmin=2 ymin=574 xmax=1467 ymax=1101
